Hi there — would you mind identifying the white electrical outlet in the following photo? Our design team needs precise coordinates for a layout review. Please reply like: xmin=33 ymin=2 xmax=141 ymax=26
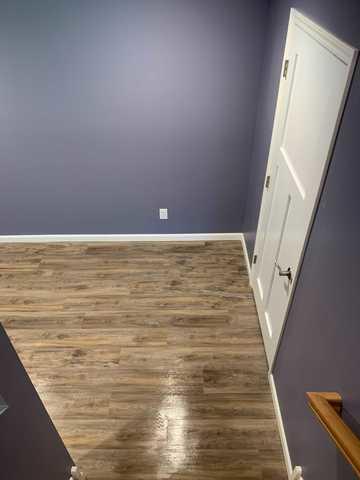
xmin=159 ymin=208 xmax=168 ymax=220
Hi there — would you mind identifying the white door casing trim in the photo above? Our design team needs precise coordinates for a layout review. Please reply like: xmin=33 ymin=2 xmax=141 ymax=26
xmin=240 ymin=234 xmax=252 ymax=285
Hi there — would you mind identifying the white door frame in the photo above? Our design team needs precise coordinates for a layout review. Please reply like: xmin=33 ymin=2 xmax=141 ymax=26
xmin=251 ymin=9 xmax=358 ymax=370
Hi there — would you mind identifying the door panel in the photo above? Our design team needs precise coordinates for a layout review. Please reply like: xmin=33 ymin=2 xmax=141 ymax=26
xmin=252 ymin=9 xmax=357 ymax=367
xmin=281 ymin=30 xmax=348 ymax=202
xmin=257 ymin=164 xmax=284 ymax=303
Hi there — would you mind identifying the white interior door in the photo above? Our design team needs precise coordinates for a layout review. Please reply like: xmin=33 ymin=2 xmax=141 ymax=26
xmin=252 ymin=9 xmax=358 ymax=368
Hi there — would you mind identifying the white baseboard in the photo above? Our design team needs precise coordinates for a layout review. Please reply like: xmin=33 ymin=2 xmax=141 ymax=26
xmin=240 ymin=234 xmax=252 ymax=286
xmin=0 ymin=233 xmax=243 ymax=243
xmin=269 ymin=373 xmax=293 ymax=479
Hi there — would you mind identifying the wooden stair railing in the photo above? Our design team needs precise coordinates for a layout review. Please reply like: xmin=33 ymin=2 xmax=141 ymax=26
xmin=307 ymin=392 xmax=360 ymax=477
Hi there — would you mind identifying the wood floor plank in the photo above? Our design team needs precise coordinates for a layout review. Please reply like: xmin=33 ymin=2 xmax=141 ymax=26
xmin=0 ymin=241 xmax=286 ymax=479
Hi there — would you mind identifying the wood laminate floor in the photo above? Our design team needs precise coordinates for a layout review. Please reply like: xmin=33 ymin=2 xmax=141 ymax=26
xmin=1 ymin=241 xmax=286 ymax=479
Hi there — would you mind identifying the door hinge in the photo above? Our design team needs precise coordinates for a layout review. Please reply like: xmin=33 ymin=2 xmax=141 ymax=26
xmin=265 ymin=175 xmax=271 ymax=189
xmin=253 ymin=254 xmax=258 ymax=265
xmin=283 ymin=59 xmax=289 ymax=79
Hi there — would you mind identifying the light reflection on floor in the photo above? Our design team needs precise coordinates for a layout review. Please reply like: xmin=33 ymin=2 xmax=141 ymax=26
xmin=156 ymin=377 xmax=198 ymax=477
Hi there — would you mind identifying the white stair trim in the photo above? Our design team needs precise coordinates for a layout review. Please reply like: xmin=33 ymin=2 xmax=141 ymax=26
xmin=269 ymin=373 xmax=293 ymax=478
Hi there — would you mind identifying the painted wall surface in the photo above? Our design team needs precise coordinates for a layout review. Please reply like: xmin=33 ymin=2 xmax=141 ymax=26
xmin=0 ymin=0 xmax=268 ymax=235
xmin=242 ymin=1 xmax=360 ymax=478
xmin=0 ymin=325 xmax=73 ymax=479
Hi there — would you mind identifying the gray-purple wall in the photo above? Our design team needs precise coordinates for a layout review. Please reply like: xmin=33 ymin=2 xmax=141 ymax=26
xmin=0 ymin=325 xmax=73 ymax=479
xmin=243 ymin=1 xmax=360 ymax=478
xmin=0 ymin=0 xmax=268 ymax=235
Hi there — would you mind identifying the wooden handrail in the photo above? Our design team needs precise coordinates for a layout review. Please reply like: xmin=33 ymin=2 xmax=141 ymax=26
xmin=307 ymin=392 xmax=360 ymax=477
